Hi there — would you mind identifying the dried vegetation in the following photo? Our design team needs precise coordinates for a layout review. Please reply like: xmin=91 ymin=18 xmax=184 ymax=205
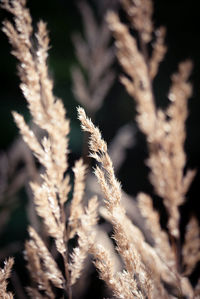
xmin=0 ymin=0 xmax=199 ymax=298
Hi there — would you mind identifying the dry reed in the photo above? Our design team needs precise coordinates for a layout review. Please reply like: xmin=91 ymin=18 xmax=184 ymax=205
xmin=0 ymin=0 xmax=200 ymax=298
xmin=1 ymin=0 xmax=98 ymax=297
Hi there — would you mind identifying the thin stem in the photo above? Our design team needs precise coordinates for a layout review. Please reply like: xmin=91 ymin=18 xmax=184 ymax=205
xmin=138 ymin=31 xmax=149 ymax=67
xmin=138 ymin=28 xmax=184 ymax=299
xmin=82 ymin=110 xmax=95 ymax=166
xmin=62 ymin=217 xmax=72 ymax=299
xmin=138 ymin=30 xmax=158 ymax=139
xmin=170 ymin=234 xmax=183 ymax=298
xmin=62 ymin=252 xmax=72 ymax=299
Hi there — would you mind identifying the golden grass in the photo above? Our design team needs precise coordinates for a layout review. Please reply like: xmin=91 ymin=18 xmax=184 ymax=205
xmin=0 ymin=0 xmax=200 ymax=298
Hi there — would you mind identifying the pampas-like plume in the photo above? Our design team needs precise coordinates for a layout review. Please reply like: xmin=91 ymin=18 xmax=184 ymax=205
xmin=183 ymin=216 xmax=200 ymax=275
xmin=137 ymin=193 xmax=175 ymax=267
xmin=78 ymin=106 xmax=151 ymax=298
xmin=0 ymin=258 xmax=14 ymax=299
xmin=106 ymin=0 xmax=198 ymax=297
xmin=72 ymin=1 xmax=115 ymax=115
xmin=2 ymin=0 xmax=71 ymax=290
xmin=2 ymin=0 xmax=70 ymax=257
xmin=2 ymin=0 xmax=70 ymax=231
xmin=69 ymin=159 xmax=87 ymax=239
xmin=1 ymin=0 xmax=200 ymax=298
xmin=69 ymin=196 xmax=98 ymax=285
xmin=1 ymin=0 xmax=98 ymax=297
xmin=107 ymin=0 xmax=195 ymax=241
xmin=26 ymin=227 xmax=64 ymax=289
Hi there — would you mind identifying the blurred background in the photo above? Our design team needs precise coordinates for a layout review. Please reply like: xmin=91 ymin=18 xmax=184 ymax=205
xmin=0 ymin=0 xmax=200 ymax=297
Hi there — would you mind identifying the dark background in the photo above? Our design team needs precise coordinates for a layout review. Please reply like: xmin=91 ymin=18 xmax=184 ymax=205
xmin=0 ymin=0 xmax=200 ymax=297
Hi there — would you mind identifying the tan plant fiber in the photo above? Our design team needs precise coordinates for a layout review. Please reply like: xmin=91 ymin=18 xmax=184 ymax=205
xmin=183 ymin=216 xmax=200 ymax=276
xmin=1 ymin=0 xmax=98 ymax=297
xmin=72 ymin=1 xmax=115 ymax=115
xmin=107 ymin=1 xmax=195 ymax=241
xmin=69 ymin=196 xmax=98 ymax=285
xmin=69 ymin=159 xmax=87 ymax=239
xmin=106 ymin=0 xmax=198 ymax=297
xmin=78 ymin=107 xmax=153 ymax=298
xmin=77 ymin=106 xmax=196 ymax=298
xmin=137 ymin=193 xmax=175 ymax=267
xmin=1 ymin=0 xmax=200 ymax=298
xmin=0 ymin=258 xmax=14 ymax=299
xmin=26 ymin=227 xmax=64 ymax=289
